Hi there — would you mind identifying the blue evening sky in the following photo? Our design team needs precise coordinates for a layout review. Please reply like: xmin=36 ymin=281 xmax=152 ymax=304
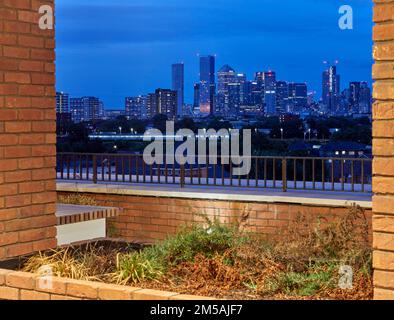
xmin=56 ymin=0 xmax=373 ymax=109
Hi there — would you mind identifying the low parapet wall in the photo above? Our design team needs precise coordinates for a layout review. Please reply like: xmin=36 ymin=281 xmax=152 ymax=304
xmin=57 ymin=183 xmax=372 ymax=244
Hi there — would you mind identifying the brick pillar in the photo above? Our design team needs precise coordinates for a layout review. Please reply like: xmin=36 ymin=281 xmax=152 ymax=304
xmin=373 ymin=0 xmax=394 ymax=299
xmin=0 ymin=0 xmax=56 ymax=260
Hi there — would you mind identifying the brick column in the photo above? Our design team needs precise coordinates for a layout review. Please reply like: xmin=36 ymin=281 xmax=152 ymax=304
xmin=0 ymin=0 xmax=56 ymax=260
xmin=373 ymin=0 xmax=394 ymax=299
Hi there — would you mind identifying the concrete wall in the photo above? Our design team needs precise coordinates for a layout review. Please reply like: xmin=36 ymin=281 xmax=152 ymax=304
xmin=0 ymin=0 xmax=57 ymax=260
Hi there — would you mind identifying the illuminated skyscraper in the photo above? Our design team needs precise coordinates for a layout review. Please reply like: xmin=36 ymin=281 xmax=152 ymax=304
xmin=193 ymin=83 xmax=200 ymax=114
xmin=199 ymin=55 xmax=216 ymax=115
xmin=264 ymin=71 xmax=277 ymax=115
xmin=349 ymin=82 xmax=371 ymax=114
xmin=172 ymin=63 xmax=184 ymax=117
xmin=216 ymin=64 xmax=237 ymax=117
xmin=322 ymin=65 xmax=341 ymax=114
xmin=276 ymin=81 xmax=289 ymax=114
xmin=288 ymin=83 xmax=308 ymax=114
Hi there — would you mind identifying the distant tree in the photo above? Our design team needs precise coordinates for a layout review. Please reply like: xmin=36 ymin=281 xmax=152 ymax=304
xmin=205 ymin=117 xmax=233 ymax=131
xmin=332 ymin=125 xmax=372 ymax=145
xmin=270 ymin=119 xmax=304 ymax=139
xmin=152 ymin=114 xmax=168 ymax=132
xmin=176 ymin=117 xmax=197 ymax=132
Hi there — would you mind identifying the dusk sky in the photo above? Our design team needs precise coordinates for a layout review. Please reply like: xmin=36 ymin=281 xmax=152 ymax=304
xmin=56 ymin=0 xmax=373 ymax=109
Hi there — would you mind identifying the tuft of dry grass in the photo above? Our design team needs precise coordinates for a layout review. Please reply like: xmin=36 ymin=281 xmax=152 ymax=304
xmin=22 ymin=242 xmax=131 ymax=282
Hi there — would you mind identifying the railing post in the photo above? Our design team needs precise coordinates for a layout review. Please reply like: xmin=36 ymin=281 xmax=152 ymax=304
xmin=282 ymin=158 xmax=287 ymax=192
xmin=93 ymin=155 xmax=98 ymax=184
xmin=180 ymin=164 xmax=185 ymax=188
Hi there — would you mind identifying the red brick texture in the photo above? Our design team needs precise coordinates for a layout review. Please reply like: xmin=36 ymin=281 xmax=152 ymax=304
xmin=373 ymin=0 xmax=394 ymax=300
xmin=0 ymin=269 xmax=214 ymax=300
xmin=58 ymin=191 xmax=372 ymax=244
xmin=0 ymin=0 xmax=57 ymax=260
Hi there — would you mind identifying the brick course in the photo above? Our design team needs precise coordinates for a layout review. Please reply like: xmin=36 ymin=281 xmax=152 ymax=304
xmin=373 ymin=0 xmax=394 ymax=300
xmin=58 ymin=191 xmax=372 ymax=244
xmin=0 ymin=269 xmax=213 ymax=300
xmin=0 ymin=0 xmax=57 ymax=260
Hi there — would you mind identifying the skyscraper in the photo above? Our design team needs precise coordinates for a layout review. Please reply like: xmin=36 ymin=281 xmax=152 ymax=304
xmin=322 ymin=65 xmax=341 ymax=114
xmin=193 ymin=83 xmax=200 ymax=114
xmin=199 ymin=55 xmax=216 ymax=115
xmin=56 ymin=92 xmax=69 ymax=114
xmin=172 ymin=63 xmax=184 ymax=117
xmin=264 ymin=71 xmax=277 ymax=116
xmin=216 ymin=64 xmax=237 ymax=117
xmin=288 ymin=83 xmax=308 ymax=114
xmin=349 ymin=82 xmax=371 ymax=114
xmin=276 ymin=81 xmax=289 ymax=114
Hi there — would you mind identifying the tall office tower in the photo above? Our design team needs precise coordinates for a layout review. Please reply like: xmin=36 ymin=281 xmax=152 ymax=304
xmin=275 ymin=81 xmax=289 ymax=114
xmin=216 ymin=65 xmax=237 ymax=117
xmin=193 ymin=83 xmax=200 ymax=114
xmin=288 ymin=83 xmax=308 ymax=114
xmin=172 ymin=63 xmax=184 ymax=117
xmin=227 ymin=82 xmax=241 ymax=117
xmin=217 ymin=64 xmax=237 ymax=94
xmin=254 ymin=72 xmax=264 ymax=88
xmin=263 ymin=71 xmax=277 ymax=116
xmin=125 ymin=95 xmax=147 ymax=119
xmin=322 ymin=65 xmax=341 ymax=114
xmin=241 ymin=80 xmax=253 ymax=106
xmin=199 ymin=55 xmax=216 ymax=115
xmin=250 ymin=81 xmax=263 ymax=114
xmin=56 ymin=92 xmax=69 ymax=114
xmin=236 ymin=73 xmax=249 ymax=105
xmin=147 ymin=89 xmax=177 ymax=120
xmin=349 ymin=82 xmax=372 ymax=114
xmin=348 ymin=82 xmax=361 ymax=114
xmin=70 ymin=97 xmax=84 ymax=123
xmin=359 ymin=82 xmax=372 ymax=114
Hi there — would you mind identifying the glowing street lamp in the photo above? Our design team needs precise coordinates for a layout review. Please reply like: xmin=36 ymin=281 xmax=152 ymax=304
xmin=280 ymin=128 xmax=284 ymax=140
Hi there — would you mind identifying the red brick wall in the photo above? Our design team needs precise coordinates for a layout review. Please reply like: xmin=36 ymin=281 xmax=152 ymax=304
xmin=58 ymin=191 xmax=372 ymax=244
xmin=0 ymin=269 xmax=212 ymax=300
xmin=0 ymin=0 xmax=56 ymax=260
xmin=373 ymin=0 xmax=394 ymax=300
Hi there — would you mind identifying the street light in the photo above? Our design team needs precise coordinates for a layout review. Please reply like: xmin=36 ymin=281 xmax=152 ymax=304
xmin=119 ymin=126 xmax=122 ymax=135
xmin=280 ymin=128 xmax=284 ymax=140
xmin=308 ymin=129 xmax=311 ymax=141
xmin=130 ymin=128 xmax=134 ymax=135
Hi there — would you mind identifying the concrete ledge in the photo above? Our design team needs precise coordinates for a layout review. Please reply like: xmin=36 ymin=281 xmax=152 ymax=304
xmin=57 ymin=181 xmax=372 ymax=209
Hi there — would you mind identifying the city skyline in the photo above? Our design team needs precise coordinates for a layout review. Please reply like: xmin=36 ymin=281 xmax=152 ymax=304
xmin=56 ymin=0 xmax=373 ymax=108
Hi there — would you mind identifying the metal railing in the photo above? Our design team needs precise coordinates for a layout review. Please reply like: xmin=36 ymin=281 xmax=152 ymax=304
xmin=56 ymin=153 xmax=372 ymax=193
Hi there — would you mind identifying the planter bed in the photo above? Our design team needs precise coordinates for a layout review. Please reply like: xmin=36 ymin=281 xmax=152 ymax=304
xmin=0 ymin=240 xmax=213 ymax=301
